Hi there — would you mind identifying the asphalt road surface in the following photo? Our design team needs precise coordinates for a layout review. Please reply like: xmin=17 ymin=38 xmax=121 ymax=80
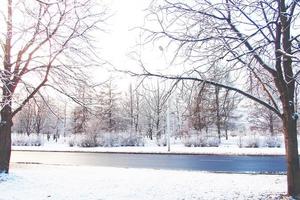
xmin=11 ymin=150 xmax=287 ymax=174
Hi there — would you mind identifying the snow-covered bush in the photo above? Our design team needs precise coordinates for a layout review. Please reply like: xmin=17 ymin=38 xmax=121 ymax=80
xmin=238 ymin=136 xmax=243 ymax=148
xmin=12 ymin=134 xmax=43 ymax=146
xmin=206 ymin=137 xmax=220 ymax=147
xmin=97 ymin=133 xmax=120 ymax=147
xmin=69 ymin=132 xmax=144 ymax=147
xmin=68 ymin=137 xmax=75 ymax=147
xmin=238 ymin=135 xmax=282 ymax=148
xmin=238 ymin=136 xmax=260 ymax=148
xmin=263 ymin=136 xmax=282 ymax=148
xmin=183 ymin=135 xmax=205 ymax=147
xmin=230 ymin=131 xmax=238 ymax=137
xmin=75 ymin=134 xmax=98 ymax=147
xmin=78 ymin=137 xmax=97 ymax=147
xmin=120 ymin=134 xmax=144 ymax=147
xmin=156 ymin=137 xmax=167 ymax=146
xmin=183 ymin=135 xmax=220 ymax=147
xmin=98 ymin=133 xmax=144 ymax=147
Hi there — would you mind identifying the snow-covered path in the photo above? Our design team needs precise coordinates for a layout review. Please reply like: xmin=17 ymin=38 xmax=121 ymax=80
xmin=0 ymin=164 xmax=286 ymax=200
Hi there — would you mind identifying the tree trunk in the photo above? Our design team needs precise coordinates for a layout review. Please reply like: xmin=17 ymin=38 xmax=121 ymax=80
xmin=215 ymin=86 xmax=221 ymax=141
xmin=0 ymin=105 xmax=12 ymax=173
xmin=269 ymin=110 xmax=274 ymax=136
xmin=282 ymin=113 xmax=300 ymax=197
xmin=0 ymin=0 xmax=13 ymax=173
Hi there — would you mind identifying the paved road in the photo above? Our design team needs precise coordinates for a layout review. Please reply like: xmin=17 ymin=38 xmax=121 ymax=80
xmin=11 ymin=150 xmax=287 ymax=174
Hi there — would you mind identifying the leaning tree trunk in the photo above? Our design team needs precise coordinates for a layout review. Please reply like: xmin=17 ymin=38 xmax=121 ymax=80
xmin=282 ymin=108 xmax=300 ymax=197
xmin=0 ymin=104 xmax=13 ymax=173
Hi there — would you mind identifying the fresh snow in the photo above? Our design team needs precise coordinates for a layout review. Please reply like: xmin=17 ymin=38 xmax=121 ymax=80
xmin=0 ymin=164 xmax=287 ymax=200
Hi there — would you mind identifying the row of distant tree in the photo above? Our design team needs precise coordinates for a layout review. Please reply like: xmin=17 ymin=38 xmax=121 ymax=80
xmin=12 ymin=76 xmax=287 ymax=139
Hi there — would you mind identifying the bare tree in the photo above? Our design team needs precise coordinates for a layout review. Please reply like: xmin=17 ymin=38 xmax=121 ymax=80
xmin=221 ymin=90 xmax=240 ymax=140
xmin=13 ymin=100 xmax=35 ymax=135
xmin=0 ymin=0 xmax=107 ymax=173
xmin=210 ymin=66 xmax=240 ymax=140
xmin=188 ymin=82 xmax=214 ymax=133
xmin=32 ymin=96 xmax=50 ymax=135
xmin=123 ymin=83 xmax=142 ymax=133
xmin=139 ymin=0 xmax=300 ymax=197
xmin=248 ymin=101 xmax=282 ymax=135
xmin=13 ymin=95 xmax=51 ymax=135
xmin=72 ymin=105 xmax=89 ymax=135
xmin=172 ymin=90 xmax=185 ymax=138
xmin=140 ymin=80 xmax=168 ymax=140
xmin=96 ymin=78 xmax=122 ymax=132
xmin=71 ymin=82 xmax=97 ymax=135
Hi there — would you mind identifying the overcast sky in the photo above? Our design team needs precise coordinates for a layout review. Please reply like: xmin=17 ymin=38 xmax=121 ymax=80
xmin=97 ymin=0 xmax=170 ymax=87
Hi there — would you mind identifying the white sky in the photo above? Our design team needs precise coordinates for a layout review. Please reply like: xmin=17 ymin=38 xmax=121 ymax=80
xmin=0 ymin=0 xmax=177 ymax=91
xmin=0 ymin=0 xmax=171 ymax=112
xmin=97 ymin=0 xmax=170 ymax=88
xmin=100 ymin=0 xmax=146 ymax=66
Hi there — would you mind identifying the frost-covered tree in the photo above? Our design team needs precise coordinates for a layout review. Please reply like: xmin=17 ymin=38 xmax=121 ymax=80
xmin=96 ymin=79 xmax=122 ymax=132
xmin=122 ymin=83 xmax=142 ymax=133
xmin=32 ymin=97 xmax=50 ymax=135
xmin=70 ymin=84 xmax=94 ymax=135
xmin=140 ymin=80 xmax=168 ymax=140
xmin=248 ymin=101 xmax=282 ymax=135
xmin=188 ymin=83 xmax=214 ymax=133
xmin=13 ymin=100 xmax=35 ymax=135
xmin=72 ymin=105 xmax=89 ymax=134
xmin=13 ymin=96 xmax=51 ymax=135
xmin=0 ymin=0 xmax=107 ymax=173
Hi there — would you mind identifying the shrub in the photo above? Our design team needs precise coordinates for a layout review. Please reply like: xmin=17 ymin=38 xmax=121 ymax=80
xmin=120 ymin=134 xmax=144 ymax=147
xmin=263 ymin=136 xmax=282 ymax=148
xmin=68 ymin=137 xmax=75 ymax=147
xmin=156 ymin=137 xmax=167 ymax=147
xmin=12 ymin=134 xmax=42 ymax=146
xmin=183 ymin=135 xmax=201 ymax=147
xmin=75 ymin=134 xmax=98 ymax=147
xmin=206 ymin=137 xmax=220 ymax=147
xmin=238 ymin=136 xmax=260 ymax=148
xmin=70 ymin=132 xmax=145 ymax=148
xmin=105 ymin=133 xmax=145 ymax=147
xmin=97 ymin=133 xmax=120 ymax=147
xmin=230 ymin=131 xmax=238 ymax=137
xmin=183 ymin=135 xmax=220 ymax=147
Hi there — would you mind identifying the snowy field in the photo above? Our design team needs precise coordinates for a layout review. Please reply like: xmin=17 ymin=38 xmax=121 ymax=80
xmin=0 ymin=164 xmax=287 ymax=200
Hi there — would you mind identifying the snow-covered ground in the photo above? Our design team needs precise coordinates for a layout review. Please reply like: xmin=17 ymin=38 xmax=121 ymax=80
xmin=11 ymin=136 xmax=295 ymax=156
xmin=0 ymin=164 xmax=287 ymax=200
xmin=11 ymin=134 xmax=300 ymax=156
